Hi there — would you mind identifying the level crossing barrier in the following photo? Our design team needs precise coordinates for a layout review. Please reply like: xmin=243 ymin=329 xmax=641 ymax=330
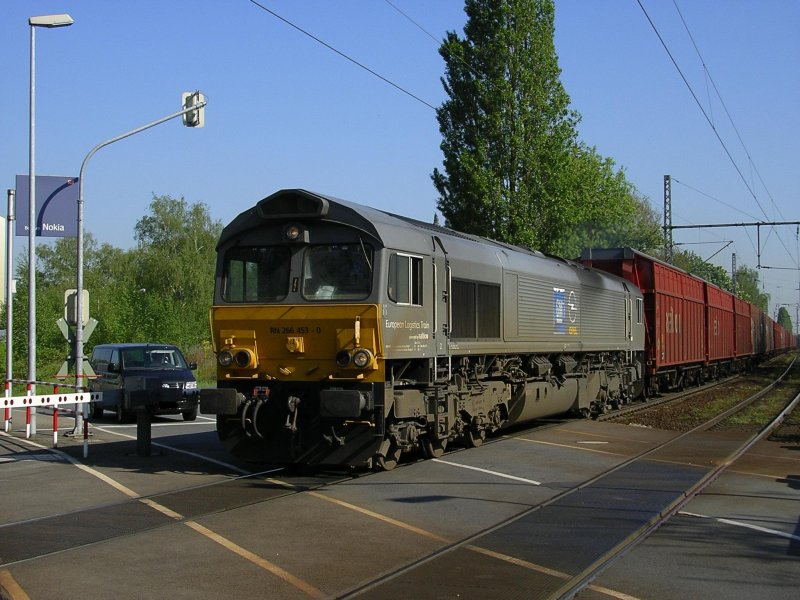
xmin=3 ymin=379 xmax=101 ymax=457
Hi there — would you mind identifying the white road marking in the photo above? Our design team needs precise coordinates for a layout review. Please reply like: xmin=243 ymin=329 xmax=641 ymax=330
xmin=92 ymin=425 xmax=250 ymax=474
xmin=680 ymin=511 xmax=800 ymax=541
xmin=432 ymin=458 xmax=541 ymax=485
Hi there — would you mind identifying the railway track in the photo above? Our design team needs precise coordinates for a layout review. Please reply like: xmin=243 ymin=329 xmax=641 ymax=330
xmin=336 ymin=356 xmax=800 ymax=599
xmin=595 ymin=375 xmax=738 ymax=422
xmin=2 ymin=358 xmax=796 ymax=598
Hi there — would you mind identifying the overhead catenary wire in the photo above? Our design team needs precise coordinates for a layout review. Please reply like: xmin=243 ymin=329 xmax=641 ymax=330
xmin=672 ymin=0 xmax=784 ymax=223
xmin=672 ymin=0 xmax=797 ymax=271
xmin=638 ymin=0 xmax=798 ymax=270
xmin=248 ymin=0 xmax=437 ymax=111
xmin=636 ymin=0 xmax=767 ymax=219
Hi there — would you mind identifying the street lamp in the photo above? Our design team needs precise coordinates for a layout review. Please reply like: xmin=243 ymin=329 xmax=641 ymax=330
xmin=28 ymin=14 xmax=73 ymax=411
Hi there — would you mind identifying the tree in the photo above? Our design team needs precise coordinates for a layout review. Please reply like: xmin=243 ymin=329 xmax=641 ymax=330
xmin=560 ymin=190 xmax=664 ymax=258
xmin=432 ymin=0 xmax=637 ymax=253
xmin=5 ymin=194 xmax=222 ymax=382
xmin=735 ymin=266 xmax=769 ymax=312
xmin=133 ymin=194 xmax=222 ymax=348
xmin=777 ymin=306 xmax=793 ymax=334
xmin=673 ymin=249 xmax=733 ymax=291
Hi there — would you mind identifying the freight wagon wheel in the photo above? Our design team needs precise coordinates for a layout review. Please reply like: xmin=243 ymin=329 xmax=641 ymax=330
xmin=421 ymin=436 xmax=447 ymax=459
xmin=465 ymin=428 xmax=485 ymax=448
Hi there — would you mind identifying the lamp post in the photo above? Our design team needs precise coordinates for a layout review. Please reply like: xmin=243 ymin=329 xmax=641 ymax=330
xmin=28 ymin=14 xmax=73 ymax=412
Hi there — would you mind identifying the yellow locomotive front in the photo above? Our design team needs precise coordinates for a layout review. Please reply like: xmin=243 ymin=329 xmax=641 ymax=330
xmin=200 ymin=190 xmax=395 ymax=468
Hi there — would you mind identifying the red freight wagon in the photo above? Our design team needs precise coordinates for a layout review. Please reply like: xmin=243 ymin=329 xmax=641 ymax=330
xmin=705 ymin=283 xmax=735 ymax=367
xmin=580 ymin=248 xmax=705 ymax=392
xmin=733 ymin=297 xmax=753 ymax=359
xmin=765 ymin=315 xmax=775 ymax=353
xmin=774 ymin=321 xmax=789 ymax=351
xmin=751 ymin=306 xmax=774 ymax=356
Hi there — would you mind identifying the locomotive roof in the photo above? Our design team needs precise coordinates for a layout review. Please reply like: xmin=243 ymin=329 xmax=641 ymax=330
xmin=218 ymin=189 xmax=636 ymax=294
xmin=219 ymin=188 xmax=556 ymax=262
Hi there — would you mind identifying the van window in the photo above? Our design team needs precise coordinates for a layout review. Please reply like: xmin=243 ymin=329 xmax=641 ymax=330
xmin=90 ymin=348 xmax=113 ymax=371
xmin=120 ymin=347 xmax=188 ymax=369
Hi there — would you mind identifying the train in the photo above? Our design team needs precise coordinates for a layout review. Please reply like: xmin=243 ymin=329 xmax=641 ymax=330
xmin=580 ymin=247 xmax=796 ymax=394
xmin=199 ymin=189 xmax=795 ymax=470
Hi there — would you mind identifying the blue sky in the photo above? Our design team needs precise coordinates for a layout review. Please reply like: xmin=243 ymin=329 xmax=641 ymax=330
xmin=2 ymin=1 xmax=798 ymax=318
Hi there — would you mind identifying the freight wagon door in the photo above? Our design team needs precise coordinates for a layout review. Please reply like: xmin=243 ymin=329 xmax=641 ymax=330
xmin=432 ymin=236 xmax=451 ymax=381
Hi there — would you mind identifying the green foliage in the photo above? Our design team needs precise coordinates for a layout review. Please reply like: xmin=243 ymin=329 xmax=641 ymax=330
xmin=5 ymin=194 xmax=222 ymax=383
xmin=777 ymin=306 xmax=793 ymax=334
xmin=734 ymin=265 xmax=770 ymax=312
xmin=433 ymin=0 xmax=639 ymax=253
xmin=673 ymin=249 xmax=733 ymax=290
xmin=560 ymin=190 xmax=665 ymax=258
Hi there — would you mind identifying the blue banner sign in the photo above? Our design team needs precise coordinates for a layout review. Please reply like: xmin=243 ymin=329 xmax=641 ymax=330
xmin=15 ymin=175 xmax=79 ymax=238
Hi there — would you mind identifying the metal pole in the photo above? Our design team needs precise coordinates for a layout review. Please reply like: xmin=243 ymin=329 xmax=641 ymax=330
xmin=6 ymin=190 xmax=15 ymax=386
xmin=663 ymin=175 xmax=672 ymax=263
xmin=75 ymin=98 xmax=207 ymax=392
xmin=28 ymin=24 xmax=37 ymax=433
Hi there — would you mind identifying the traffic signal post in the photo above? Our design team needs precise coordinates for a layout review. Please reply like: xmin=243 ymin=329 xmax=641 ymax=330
xmin=74 ymin=93 xmax=207 ymax=400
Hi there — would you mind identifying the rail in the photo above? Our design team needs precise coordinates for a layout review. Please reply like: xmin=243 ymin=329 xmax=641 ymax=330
xmin=335 ymin=356 xmax=799 ymax=599
xmin=552 ymin=355 xmax=798 ymax=599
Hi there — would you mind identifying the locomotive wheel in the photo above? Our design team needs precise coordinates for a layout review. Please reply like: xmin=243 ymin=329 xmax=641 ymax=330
xmin=376 ymin=445 xmax=401 ymax=471
xmin=465 ymin=428 xmax=485 ymax=448
xmin=421 ymin=436 xmax=447 ymax=459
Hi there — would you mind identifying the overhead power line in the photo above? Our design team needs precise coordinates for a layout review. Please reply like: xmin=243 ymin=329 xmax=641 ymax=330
xmin=672 ymin=0 xmax=784 ymax=222
xmin=248 ymin=0 xmax=437 ymax=110
xmin=635 ymin=0 xmax=767 ymax=218
xmin=638 ymin=0 xmax=798 ymax=269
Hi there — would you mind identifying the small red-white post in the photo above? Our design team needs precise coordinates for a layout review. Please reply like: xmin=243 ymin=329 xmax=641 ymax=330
xmin=52 ymin=385 xmax=59 ymax=448
xmin=3 ymin=381 xmax=10 ymax=432
xmin=25 ymin=382 xmax=32 ymax=439
xmin=82 ymin=416 xmax=89 ymax=458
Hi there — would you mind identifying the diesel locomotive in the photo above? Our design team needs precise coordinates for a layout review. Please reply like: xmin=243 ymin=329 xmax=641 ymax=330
xmin=199 ymin=189 xmax=646 ymax=469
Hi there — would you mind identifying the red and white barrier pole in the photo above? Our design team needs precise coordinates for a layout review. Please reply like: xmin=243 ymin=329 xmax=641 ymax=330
xmin=3 ymin=381 xmax=10 ymax=432
xmin=25 ymin=383 xmax=32 ymax=439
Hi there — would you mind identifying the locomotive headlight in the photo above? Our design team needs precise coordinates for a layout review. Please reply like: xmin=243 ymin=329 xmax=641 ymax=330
xmin=335 ymin=350 xmax=351 ymax=368
xmin=285 ymin=223 xmax=305 ymax=241
xmin=234 ymin=349 xmax=255 ymax=368
xmin=218 ymin=351 xmax=233 ymax=367
xmin=352 ymin=349 xmax=373 ymax=369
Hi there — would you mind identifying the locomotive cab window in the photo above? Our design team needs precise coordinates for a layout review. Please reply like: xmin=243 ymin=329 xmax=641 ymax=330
xmin=302 ymin=243 xmax=373 ymax=301
xmin=636 ymin=297 xmax=643 ymax=325
xmin=223 ymin=247 xmax=291 ymax=302
xmin=388 ymin=253 xmax=423 ymax=305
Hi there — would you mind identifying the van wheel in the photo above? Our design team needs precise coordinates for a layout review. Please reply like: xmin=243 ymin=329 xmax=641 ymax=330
xmin=182 ymin=407 xmax=198 ymax=421
xmin=91 ymin=403 xmax=104 ymax=419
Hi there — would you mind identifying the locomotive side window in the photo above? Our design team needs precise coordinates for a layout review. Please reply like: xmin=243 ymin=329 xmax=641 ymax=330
xmin=636 ymin=297 xmax=643 ymax=324
xmin=222 ymin=247 xmax=291 ymax=302
xmin=452 ymin=279 xmax=500 ymax=339
xmin=388 ymin=253 xmax=423 ymax=305
xmin=302 ymin=244 xmax=373 ymax=301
